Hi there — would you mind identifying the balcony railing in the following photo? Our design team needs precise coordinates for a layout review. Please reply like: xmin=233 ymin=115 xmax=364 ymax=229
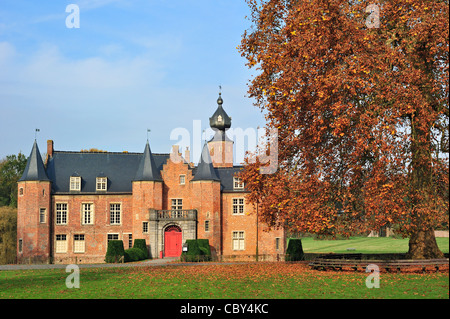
xmin=149 ymin=209 xmax=197 ymax=221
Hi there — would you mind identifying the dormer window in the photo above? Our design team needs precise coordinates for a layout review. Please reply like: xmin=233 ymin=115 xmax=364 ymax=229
xmin=96 ymin=177 xmax=107 ymax=191
xmin=233 ymin=177 xmax=244 ymax=190
xmin=70 ymin=175 xmax=81 ymax=191
xmin=217 ymin=115 xmax=223 ymax=122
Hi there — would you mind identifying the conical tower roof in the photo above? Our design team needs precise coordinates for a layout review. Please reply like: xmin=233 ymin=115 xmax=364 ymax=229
xmin=19 ymin=140 xmax=50 ymax=182
xmin=134 ymin=141 xmax=162 ymax=181
xmin=192 ymin=143 xmax=220 ymax=181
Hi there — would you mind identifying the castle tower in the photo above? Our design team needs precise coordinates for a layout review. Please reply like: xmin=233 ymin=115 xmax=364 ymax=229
xmin=208 ymin=93 xmax=234 ymax=168
xmin=17 ymin=140 xmax=52 ymax=264
xmin=132 ymin=140 xmax=163 ymax=258
xmin=191 ymin=143 xmax=221 ymax=256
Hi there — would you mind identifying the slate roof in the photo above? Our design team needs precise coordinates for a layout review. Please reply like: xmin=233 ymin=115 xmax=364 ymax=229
xmin=134 ymin=141 xmax=162 ymax=182
xmin=209 ymin=93 xmax=231 ymax=131
xmin=46 ymin=151 xmax=169 ymax=194
xmin=43 ymin=145 xmax=244 ymax=194
xmin=19 ymin=140 xmax=50 ymax=182
xmin=191 ymin=143 xmax=220 ymax=182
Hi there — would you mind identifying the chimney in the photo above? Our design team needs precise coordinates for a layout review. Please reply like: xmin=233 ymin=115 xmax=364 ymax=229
xmin=47 ymin=140 xmax=54 ymax=158
xmin=170 ymin=145 xmax=182 ymax=163
xmin=184 ymin=147 xmax=190 ymax=165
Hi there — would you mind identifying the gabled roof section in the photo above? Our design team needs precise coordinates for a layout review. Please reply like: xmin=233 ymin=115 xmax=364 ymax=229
xmin=134 ymin=141 xmax=162 ymax=181
xmin=19 ymin=140 xmax=50 ymax=182
xmin=192 ymin=143 xmax=220 ymax=182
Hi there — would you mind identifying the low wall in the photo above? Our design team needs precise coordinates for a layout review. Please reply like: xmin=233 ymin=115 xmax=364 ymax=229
xmin=435 ymin=230 xmax=449 ymax=238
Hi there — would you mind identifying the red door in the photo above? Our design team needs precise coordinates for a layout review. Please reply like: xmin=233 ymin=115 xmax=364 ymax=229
xmin=164 ymin=226 xmax=182 ymax=257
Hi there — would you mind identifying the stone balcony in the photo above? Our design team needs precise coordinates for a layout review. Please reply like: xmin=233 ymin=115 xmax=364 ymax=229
xmin=148 ymin=209 xmax=197 ymax=221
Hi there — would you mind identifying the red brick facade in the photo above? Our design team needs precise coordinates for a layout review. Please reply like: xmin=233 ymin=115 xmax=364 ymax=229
xmin=16 ymin=96 xmax=285 ymax=264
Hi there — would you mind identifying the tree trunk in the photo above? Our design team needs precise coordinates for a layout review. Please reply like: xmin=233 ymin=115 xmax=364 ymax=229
xmin=406 ymin=228 xmax=444 ymax=259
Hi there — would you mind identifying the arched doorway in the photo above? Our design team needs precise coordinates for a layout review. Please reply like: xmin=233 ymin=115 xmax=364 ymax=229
xmin=164 ymin=225 xmax=182 ymax=257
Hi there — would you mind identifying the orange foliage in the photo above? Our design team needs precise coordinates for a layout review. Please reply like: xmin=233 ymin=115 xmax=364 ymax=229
xmin=238 ymin=0 xmax=449 ymax=239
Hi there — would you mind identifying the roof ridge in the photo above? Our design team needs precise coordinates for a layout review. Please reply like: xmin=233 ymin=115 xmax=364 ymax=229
xmin=53 ymin=150 xmax=169 ymax=156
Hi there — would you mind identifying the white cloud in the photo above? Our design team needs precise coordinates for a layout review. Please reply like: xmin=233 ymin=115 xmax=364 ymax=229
xmin=0 ymin=42 xmax=165 ymax=91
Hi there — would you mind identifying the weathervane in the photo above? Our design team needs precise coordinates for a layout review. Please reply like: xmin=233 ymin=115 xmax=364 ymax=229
xmin=35 ymin=128 xmax=40 ymax=140
xmin=147 ymin=128 xmax=151 ymax=141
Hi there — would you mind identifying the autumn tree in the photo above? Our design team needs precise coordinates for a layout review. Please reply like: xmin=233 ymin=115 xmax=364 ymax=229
xmin=239 ymin=0 xmax=448 ymax=259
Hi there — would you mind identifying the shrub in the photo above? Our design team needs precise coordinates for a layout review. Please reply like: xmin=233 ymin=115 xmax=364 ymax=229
xmin=124 ymin=247 xmax=146 ymax=262
xmin=133 ymin=239 xmax=149 ymax=259
xmin=286 ymin=238 xmax=304 ymax=261
xmin=105 ymin=240 xmax=125 ymax=263
xmin=181 ymin=239 xmax=211 ymax=262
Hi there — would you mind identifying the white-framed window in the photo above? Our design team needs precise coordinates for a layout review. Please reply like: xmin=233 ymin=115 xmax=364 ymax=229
xmin=205 ymin=220 xmax=210 ymax=232
xmin=19 ymin=188 xmax=24 ymax=196
xmin=82 ymin=203 xmax=94 ymax=225
xmin=73 ymin=234 xmax=85 ymax=253
xmin=56 ymin=203 xmax=68 ymax=225
xmin=276 ymin=237 xmax=281 ymax=251
xmin=232 ymin=198 xmax=244 ymax=215
xmin=171 ymin=199 xmax=183 ymax=210
xmin=110 ymin=203 xmax=121 ymax=225
xmin=70 ymin=176 xmax=81 ymax=191
xmin=233 ymin=177 xmax=244 ymax=189
xmin=143 ymin=221 xmax=149 ymax=233
xmin=55 ymin=234 xmax=67 ymax=253
xmin=179 ymin=175 xmax=185 ymax=185
xmin=96 ymin=177 xmax=107 ymax=191
xmin=127 ymin=233 xmax=133 ymax=249
xmin=171 ymin=199 xmax=183 ymax=218
xmin=107 ymin=233 xmax=119 ymax=244
xmin=232 ymin=231 xmax=245 ymax=250
xmin=39 ymin=208 xmax=46 ymax=224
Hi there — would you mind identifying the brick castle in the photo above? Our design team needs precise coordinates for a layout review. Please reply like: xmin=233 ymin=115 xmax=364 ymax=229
xmin=16 ymin=94 xmax=285 ymax=264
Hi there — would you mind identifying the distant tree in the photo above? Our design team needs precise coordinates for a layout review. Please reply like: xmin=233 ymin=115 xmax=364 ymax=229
xmin=239 ymin=0 xmax=448 ymax=259
xmin=80 ymin=148 xmax=107 ymax=153
xmin=0 ymin=206 xmax=17 ymax=264
xmin=0 ymin=153 xmax=27 ymax=208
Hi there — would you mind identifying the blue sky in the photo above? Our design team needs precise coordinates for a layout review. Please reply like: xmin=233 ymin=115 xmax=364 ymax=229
xmin=0 ymin=0 xmax=266 ymax=163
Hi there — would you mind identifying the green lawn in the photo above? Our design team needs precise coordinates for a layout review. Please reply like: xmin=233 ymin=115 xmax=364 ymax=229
xmin=1 ymin=237 xmax=448 ymax=299
xmin=300 ymin=236 xmax=449 ymax=254
xmin=0 ymin=263 xmax=448 ymax=299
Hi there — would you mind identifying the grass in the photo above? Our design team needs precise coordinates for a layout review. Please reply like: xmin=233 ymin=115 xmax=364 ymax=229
xmin=300 ymin=236 xmax=449 ymax=254
xmin=1 ymin=237 xmax=448 ymax=299
xmin=0 ymin=263 xmax=448 ymax=299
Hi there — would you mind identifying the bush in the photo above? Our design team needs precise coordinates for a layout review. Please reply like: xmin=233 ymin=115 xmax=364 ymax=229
xmin=181 ymin=239 xmax=211 ymax=262
xmin=124 ymin=247 xmax=146 ymax=262
xmin=105 ymin=240 xmax=125 ymax=263
xmin=133 ymin=239 xmax=149 ymax=259
xmin=286 ymin=238 xmax=304 ymax=261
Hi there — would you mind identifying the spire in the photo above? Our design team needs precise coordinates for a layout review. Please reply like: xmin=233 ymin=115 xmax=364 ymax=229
xmin=134 ymin=141 xmax=162 ymax=181
xmin=209 ymin=92 xmax=231 ymax=131
xmin=19 ymin=140 xmax=50 ymax=182
xmin=192 ymin=143 xmax=220 ymax=181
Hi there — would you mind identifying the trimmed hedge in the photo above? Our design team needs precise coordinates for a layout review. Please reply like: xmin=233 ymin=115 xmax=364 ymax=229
xmin=286 ymin=238 xmax=304 ymax=261
xmin=105 ymin=240 xmax=125 ymax=263
xmin=181 ymin=239 xmax=211 ymax=262
xmin=124 ymin=247 xmax=147 ymax=262
xmin=133 ymin=239 xmax=149 ymax=259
